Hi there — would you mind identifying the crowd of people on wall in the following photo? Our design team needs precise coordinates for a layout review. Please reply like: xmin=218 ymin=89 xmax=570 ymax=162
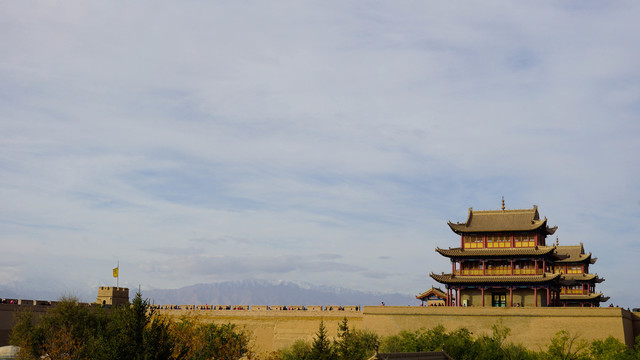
xmin=149 ymin=304 xmax=361 ymax=311
xmin=1 ymin=298 xmax=55 ymax=306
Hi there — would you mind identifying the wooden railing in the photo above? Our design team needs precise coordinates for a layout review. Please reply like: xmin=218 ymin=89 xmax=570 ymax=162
xmin=562 ymin=289 xmax=586 ymax=295
xmin=456 ymin=269 xmax=544 ymax=276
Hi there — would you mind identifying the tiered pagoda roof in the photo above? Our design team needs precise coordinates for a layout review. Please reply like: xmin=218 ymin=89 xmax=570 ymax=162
xmin=561 ymin=273 xmax=604 ymax=283
xmin=553 ymin=244 xmax=596 ymax=264
xmin=559 ymin=293 xmax=610 ymax=302
xmin=416 ymin=287 xmax=447 ymax=301
xmin=436 ymin=246 xmax=556 ymax=258
xmin=447 ymin=206 xmax=557 ymax=235
xmin=429 ymin=272 xmax=562 ymax=285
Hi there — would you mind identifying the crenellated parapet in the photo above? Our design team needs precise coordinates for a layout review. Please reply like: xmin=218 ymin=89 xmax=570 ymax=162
xmin=149 ymin=304 xmax=363 ymax=312
xmin=1 ymin=298 xmax=59 ymax=307
xmin=96 ymin=286 xmax=129 ymax=306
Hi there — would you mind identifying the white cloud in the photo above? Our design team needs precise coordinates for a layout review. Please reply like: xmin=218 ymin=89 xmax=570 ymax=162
xmin=1 ymin=1 xmax=639 ymax=306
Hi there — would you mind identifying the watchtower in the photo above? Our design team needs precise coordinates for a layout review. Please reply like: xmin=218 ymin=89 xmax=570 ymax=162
xmin=96 ymin=286 xmax=129 ymax=306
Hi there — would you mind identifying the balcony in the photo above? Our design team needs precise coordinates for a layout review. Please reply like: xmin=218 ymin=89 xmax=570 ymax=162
xmin=456 ymin=268 xmax=544 ymax=276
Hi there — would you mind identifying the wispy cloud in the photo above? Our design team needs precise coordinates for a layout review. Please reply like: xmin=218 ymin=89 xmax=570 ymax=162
xmin=1 ymin=1 xmax=639 ymax=306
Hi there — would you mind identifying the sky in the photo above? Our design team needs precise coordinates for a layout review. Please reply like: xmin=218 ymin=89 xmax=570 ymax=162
xmin=1 ymin=1 xmax=639 ymax=307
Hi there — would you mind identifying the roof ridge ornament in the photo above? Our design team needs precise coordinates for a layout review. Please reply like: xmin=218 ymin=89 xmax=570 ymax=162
xmin=556 ymin=237 xmax=559 ymax=246
xmin=501 ymin=196 xmax=505 ymax=211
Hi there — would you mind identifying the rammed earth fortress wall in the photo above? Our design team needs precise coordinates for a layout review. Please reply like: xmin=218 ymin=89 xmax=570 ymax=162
xmin=156 ymin=306 xmax=640 ymax=354
xmin=2 ymin=304 xmax=639 ymax=352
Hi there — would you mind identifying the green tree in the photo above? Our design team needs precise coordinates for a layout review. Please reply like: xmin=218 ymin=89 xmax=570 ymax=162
xmin=334 ymin=317 xmax=378 ymax=360
xmin=443 ymin=327 xmax=479 ymax=360
xmin=275 ymin=339 xmax=312 ymax=360
xmin=378 ymin=321 xmax=538 ymax=360
xmin=10 ymin=296 xmax=107 ymax=360
xmin=589 ymin=336 xmax=637 ymax=360
xmin=170 ymin=317 xmax=252 ymax=360
xmin=379 ymin=325 xmax=448 ymax=353
xmin=10 ymin=293 xmax=174 ymax=360
xmin=9 ymin=309 xmax=42 ymax=359
xmin=94 ymin=291 xmax=173 ymax=360
xmin=308 ymin=320 xmax=336 ymax=360
xmin=474 ymin=320 xmax=520 ymax=360
xmin=543 ymin=330 xmax=589 ymax=360
xmin=422 ymin=325 xmax=448 ymax=351
xmin=378 ymin=333 xmax=404 ymax=353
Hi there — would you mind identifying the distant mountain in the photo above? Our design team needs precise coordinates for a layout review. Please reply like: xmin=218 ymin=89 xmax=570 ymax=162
xmin=143 ymin=280 xmax=417 ymax=306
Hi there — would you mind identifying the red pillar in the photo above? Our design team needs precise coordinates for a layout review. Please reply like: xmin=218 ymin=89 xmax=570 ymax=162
xmin=481 ymin=287 xmax=485 ymax=307
xmin=454 ymin=288 xmax=458 ymax=307
xmin=535 ymin=260 xmax=538 ymax=275
xmin=482 ymin=260 xmax=486 ymax=275
xmin=510 ymin=260 xmax=514 ymax=275
xmin=509 ymin=287 xmax=513 ymax=307
xmin=546 ymin=288 xmax=550 ymax=306
xmin=534 ymin=287 xmax=538 ymax=307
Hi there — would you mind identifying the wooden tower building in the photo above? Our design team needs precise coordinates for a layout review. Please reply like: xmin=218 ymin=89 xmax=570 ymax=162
xmin=429 ymin=201 xmax=607 ymax=307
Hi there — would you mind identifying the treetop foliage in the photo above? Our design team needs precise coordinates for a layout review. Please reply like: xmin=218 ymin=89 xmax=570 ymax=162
xmin=10 ymin=292 xmax=252 ymax=360
xmin=272 ymin=318 xmax=640 ymax=360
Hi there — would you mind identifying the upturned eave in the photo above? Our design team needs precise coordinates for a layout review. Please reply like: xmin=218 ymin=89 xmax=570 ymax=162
xmin=430 ymin=272 xmax=562 ymax=285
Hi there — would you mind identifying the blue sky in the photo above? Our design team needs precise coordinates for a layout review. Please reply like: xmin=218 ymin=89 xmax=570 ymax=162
xmin=1 ymin=1 xmax=639 ymax=307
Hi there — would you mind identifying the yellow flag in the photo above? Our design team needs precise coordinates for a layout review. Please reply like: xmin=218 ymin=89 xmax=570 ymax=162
xmin=113 ymin=267 xmax=119 ymax=278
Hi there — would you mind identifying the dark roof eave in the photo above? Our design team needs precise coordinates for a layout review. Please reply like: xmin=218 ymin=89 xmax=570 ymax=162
xmin=430 ymin=272 xmax=562 ymax=285
xmin=559 ymin=293 xmax=608 ymax=301
xmin=447 ymin=219 xmax=554 ymax=234
xmin=560 ymin=273 xmax=601 ymax=282
xmin=447 ymin=221 xmax=464 ymax=235
xmin=554 ymin=253 xmax=593 ymax=264
xmin=416 ymin=288 xmax=447 ymax=300
xmin=435 ymin=246 xmax=556 ymax=258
